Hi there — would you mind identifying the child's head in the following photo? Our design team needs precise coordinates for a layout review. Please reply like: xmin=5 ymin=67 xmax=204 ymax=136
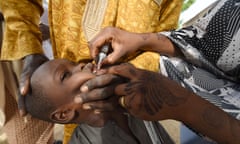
xmin=25 ymin=59 xmax=111 ymax=126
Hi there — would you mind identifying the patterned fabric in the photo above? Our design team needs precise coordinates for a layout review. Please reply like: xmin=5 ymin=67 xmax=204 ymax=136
xmin=0 ymin=0 xmax=183 ymax=73
xmin=0 ymin=0 xmax=43 ymax=60
xmin=48 ymin=0 xmax=183 ymax=72
xmin=0 ymin=61 xmax=54 ymax=144
xmin=159 ymin=0 xmax=240 ymax=141
xmin=162 ymin=0 xmax=240 ymax=80
xmin=3 ymin=87 xmax=54 ymax=144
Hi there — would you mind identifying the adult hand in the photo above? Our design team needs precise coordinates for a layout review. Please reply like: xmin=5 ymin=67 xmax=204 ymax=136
xmin=89 ymin=27 xmax=143 ymax=65
xmin=106 ymin=63 xmax=166 ymax=120
xmin=89 ymin=27 xmax=180 ymax=65
xmin=74 ymin=71 xmax=126 ymax=113
xmin=110 ymin=64 xmax=240 ymax=144
xmin=19 ymin=54 xmax=48 ymax=116
xmin=76 ymin=63 xmax=240 ymax=144
xmin=104 ymin=63 xmax=189 ymax=121
xmin=76 ymin=63 xmax=183 ymax=121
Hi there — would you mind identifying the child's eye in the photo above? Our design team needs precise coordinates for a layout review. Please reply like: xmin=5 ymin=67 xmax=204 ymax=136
xmin=60 ymin=71 xmax=71 ymax=82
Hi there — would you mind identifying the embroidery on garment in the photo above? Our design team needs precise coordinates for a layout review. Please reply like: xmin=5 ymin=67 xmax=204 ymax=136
xmin=82 ymin=0 xmax=108 ymax=41
xmin=153 ymin=0 xmax=162 ymax=6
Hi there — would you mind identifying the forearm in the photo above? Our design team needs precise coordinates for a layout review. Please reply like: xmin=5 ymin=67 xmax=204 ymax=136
xmin=0 ymin=0 xmax=44 ymax=60
xmin=137 ymin=33 xmax=182 ymax=57
xmin=154 ymin=74 xmax=240 ymax=144
xmin=181 ymin=93 xmax=240 ymax=144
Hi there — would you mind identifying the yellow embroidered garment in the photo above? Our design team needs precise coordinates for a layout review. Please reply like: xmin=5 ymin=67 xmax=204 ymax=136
xmin=0 ymin=0 xmax=183 ymax=143
xmin=1 ymin=0 xmax=182 ymax=66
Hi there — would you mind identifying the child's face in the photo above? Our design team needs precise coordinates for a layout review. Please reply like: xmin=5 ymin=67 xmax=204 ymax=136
xmin=33 ymin=59 xmax=111 ymax=126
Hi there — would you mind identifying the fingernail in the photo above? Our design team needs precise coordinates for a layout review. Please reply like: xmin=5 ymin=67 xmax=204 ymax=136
xmin=94 ymin=110 xmax=101 ymax=114
xmin=81 ymin=86 xmax=88 ymax=92
xmin=96 ymin=69 xmax=106 ymax=75
xmin=20 ymin=87 xmax=25 ymax=95
xmin=19 ymin=110 xmax=25 ymax=117
xmin=24 ymin=116 xmax=28 ymax=123
xmin=83 ymin=104 xmax=91 ymax=110
xmin=74 ymin=96 xmax=82 ymax=104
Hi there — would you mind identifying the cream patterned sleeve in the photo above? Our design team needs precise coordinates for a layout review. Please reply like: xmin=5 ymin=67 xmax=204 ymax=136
xmin=0 ymin=0 xmax=44 ymax=60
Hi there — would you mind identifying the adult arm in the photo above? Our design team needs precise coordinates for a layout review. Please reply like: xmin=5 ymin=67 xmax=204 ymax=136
xmin=89 ymin=0 xmax=240 ymax=80
xmin=115 ymin=63 xmax=240 ymax=144
xmin=80 ymin=26 xmax=240 ymax=144
xmin=88 ymin=27 xmax=182 ymax=65
xmin=85 ymin=63 xmax=240 ymax=144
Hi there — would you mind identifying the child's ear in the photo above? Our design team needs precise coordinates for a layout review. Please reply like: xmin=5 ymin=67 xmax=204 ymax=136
xmin=49 ymin=108 xmax=75 ymax=124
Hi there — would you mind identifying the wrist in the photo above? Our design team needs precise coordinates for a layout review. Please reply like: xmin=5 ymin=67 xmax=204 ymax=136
xmin=137 ymin=33 xmax=156 ymax=51
xmin=139 ymin=33 xmax=179 ymax=57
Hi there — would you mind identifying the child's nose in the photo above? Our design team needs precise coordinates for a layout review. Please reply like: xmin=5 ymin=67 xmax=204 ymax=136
xmin=81 ymin=63 xmax=94 ymax=73
xmin=72 ymin=63 xmax=85 ymax=73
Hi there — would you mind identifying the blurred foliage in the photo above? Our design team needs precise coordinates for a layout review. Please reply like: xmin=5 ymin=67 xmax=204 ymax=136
xmin=182 ymin=0 xmax=196 ymax=12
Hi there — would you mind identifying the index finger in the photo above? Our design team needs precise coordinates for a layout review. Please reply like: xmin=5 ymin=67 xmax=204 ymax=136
xmin=80 ymin=74 xmax=121 ymax=92
xmin=75 ymin=85 xmax=115 ymax=104
xmin=89 ymin=37 xmax=111 ymax=59
xmin=89 ymin=27 xmax=114 ymax=58
xmin=107 ymin=63 xmax=139 ymax=80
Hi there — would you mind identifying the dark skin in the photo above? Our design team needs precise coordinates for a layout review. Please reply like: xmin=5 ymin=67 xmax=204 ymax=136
xmin=88 ymin=27 xmax=180 ymax=66
xmin=73 ymin=27 xmax=240 ymax=144
xmin=30 ymin=59 xmax=138 ymax=141
xmin=19 ymin=54 xmax=48 ymax=116
xmin=18 ymin=24 xmax=50 ymax=116
xmin=18 ymin=23 xmax=50 ymax=116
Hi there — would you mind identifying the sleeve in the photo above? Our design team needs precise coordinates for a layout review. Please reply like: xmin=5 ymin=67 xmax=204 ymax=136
xmin=160 ymin=0 xmax=240 ymax=81
xmin=159 ymin=0 xmax=240 ymax=120
xmin=157 ymin=0 xmax=183 ymax=31
xmin=160 ymin=25 xmax=228 ymax=78
xmin=0 ymin=0 xmax=44 ymax=60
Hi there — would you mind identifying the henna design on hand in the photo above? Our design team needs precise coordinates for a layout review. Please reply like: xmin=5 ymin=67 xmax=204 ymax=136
xmin=141 ymin=33 xmax=150 ymax=41
xmin=124 ymin=67 xmax=188 ymax=115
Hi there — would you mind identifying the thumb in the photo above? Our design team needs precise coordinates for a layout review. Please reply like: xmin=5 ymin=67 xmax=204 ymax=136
xmin=105 ymin=49 xmax=125 ymax=64
xmin=19 ymin=76 xmax=30 ymax=96
xmin=17 ymin=90 xmax=27 ymax=116
xmin=104 ymin=54 xmax=119 ymax=65
xmin=18 ymin=76 xmax=30 ymax=116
